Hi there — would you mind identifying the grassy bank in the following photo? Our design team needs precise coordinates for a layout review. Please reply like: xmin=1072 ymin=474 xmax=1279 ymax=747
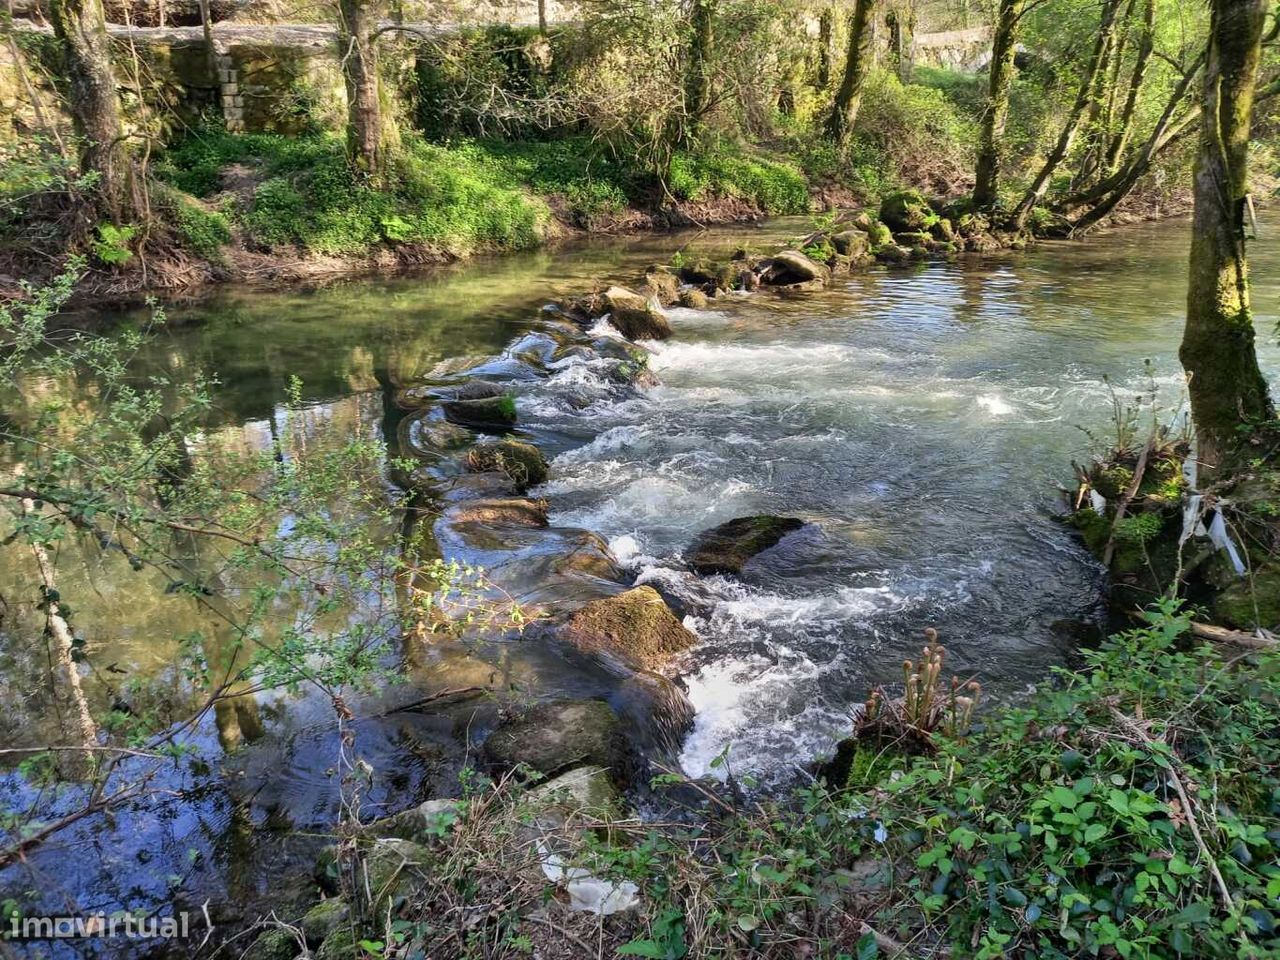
xmin=255 ymin=605 xmax=1279 ymax=959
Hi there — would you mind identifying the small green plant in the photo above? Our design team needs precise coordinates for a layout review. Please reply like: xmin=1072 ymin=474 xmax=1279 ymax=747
xmin=91 ymin=223 xmax=137 ymax=266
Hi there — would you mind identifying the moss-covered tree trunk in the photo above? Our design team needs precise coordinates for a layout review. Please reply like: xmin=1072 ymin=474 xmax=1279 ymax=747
xmin=339 ymin=0 xmax=385 ymax=177
xmin=971 ymin=0 xmax=1021 ymax=209
xmin=1179 ymin=0 xmax=1273 ymax=472
xmin=816 ymin=7 xmax=834 ymax=88
xmin=49 ymin=0 xmax=131 ymax=217
xmin=683 ymin=0 xmax=715 ymax=142
xmin=1104 ymin=0 xmax=1155 ymax=174
xmin=1010 ymin=0 xmax=1122 ymax=228
xmin=825 ymin=0 xmax=877 ymax=145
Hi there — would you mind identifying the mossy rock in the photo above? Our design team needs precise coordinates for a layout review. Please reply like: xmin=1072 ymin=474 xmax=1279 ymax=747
xmin=243 ymin=928 xmax=299 ymax=960
xmin=363 ymin=839 xmax=434 ymax=913
xmin=859 ymin=219 xmax=894 ymax=248
xmin=444 ymin=497 xmax=549 ymax=527
xmin=465 ymin=439 xmax=549 ymax=489
xmin=602 ymin=285 xmax=672 ymax=341
xmin=1214 ymin=560 xmax=1280 ymax=630
xmin=879 ymin=190 xmax=936 ymax=233
xmin=763 ymin=250 xmax=830 ymax=285
xmin=929 ymin=218 xmax=955 ymax=242
xmin=818 ymin=736 xmax=912 ymax=790
xmin=689 ymin=515 xmax=805 ymax=576
xmin=525 ymin=764 xmax=621 ymax=815
xmin=559 ymin=585 xmax=697 ymax=672
xmin=640 ymin=268 xmax=680 ymax=305
xmin=678 ymin=288 xmax=711 ymax=309
xmin=875 ymin=243 xmax=912 ymax=263
xmin=679 ymin=258 xmax=739 ymax=291
xmin=483 ymin=699 xmax=634 ymax=785
xmin=441 ymin=394 xmax=518 ymax=431
xmin=315 ymin=927 xmax=357 ymax=960
xmin=1067 ymin=506 xmax=1112 ymax=556
xmin=300 ymin=899 xmax=350 ymax=947
xmin=831 ymin=229 xmax=870 ymax=259
xmin=894 ymin=230 xmax=933 ymax=247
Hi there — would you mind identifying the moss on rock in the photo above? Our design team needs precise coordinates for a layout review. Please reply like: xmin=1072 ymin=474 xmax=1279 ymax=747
xmin=688 ymin=515 xmax=805 ymax=575
xmin=559 ymin=585 xmax=697 ymax=672
xmin=879 ymin=190 xmax=936 ymax=234
xmin=483 ymin=699 xmax=634 ymax=785
xmin=465 ymin=439 xmax=549 ymax=489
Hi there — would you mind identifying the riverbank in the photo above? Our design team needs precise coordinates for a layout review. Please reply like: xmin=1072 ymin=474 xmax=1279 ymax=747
xmin=0 ymin=120 xmax=1193 ymax=308
xmin=238 ymin=609 xmax=1280 ymax=960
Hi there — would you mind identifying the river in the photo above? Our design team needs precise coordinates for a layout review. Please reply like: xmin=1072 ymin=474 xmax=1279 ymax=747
xmin=2 ymin=217 xmax=1278 ymax=954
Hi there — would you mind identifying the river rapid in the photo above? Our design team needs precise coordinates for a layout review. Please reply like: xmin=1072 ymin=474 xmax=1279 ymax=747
xmin=2 ymin=217 xmax=1278 ymax=954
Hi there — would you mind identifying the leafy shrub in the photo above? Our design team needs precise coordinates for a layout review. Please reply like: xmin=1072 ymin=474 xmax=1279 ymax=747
xmin=92 ymin=223 xmax=137 ymax=265
xmin=667 ymin=148 xmax=809 ymax=214
xmin=172 ymin=201 xmax=232 ymax=259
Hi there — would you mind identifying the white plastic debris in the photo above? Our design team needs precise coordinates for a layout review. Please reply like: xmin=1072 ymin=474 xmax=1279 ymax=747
xmin=1180 ymin=494 xmax=1206 ymax=545
xmin=538 ymin=844 xmax=641 ymax=915
xmin=1207 ymin=512 xmax=1247 ymax=576
xmin=1089 ymin=490 xmax=1108 ymax=516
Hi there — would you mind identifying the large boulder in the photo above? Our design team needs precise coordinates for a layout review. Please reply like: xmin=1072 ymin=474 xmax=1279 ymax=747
xmin=602 ymin=286 xmax=672 ymax=341
xmin=678 ymin=258 xmax=739 ymax=291
xmin=879 ymin=190 xmax=935 ymax=234
xmin=483 ymin=699 xmax=635 ymax=785
xmin=640 ymin=268 xmax=680 ymax=306
xmin=465 ymin=439 xmax=550 ymax=489
xmin=762 ymin=250 xmax=830 ymax=286
xmin=688 ymin=515 xmax=806 ymax=576
xmin=441 ymin=394 xmax=518 ymax=431
xmin=559 ymin=585 xmax=697 ymax=672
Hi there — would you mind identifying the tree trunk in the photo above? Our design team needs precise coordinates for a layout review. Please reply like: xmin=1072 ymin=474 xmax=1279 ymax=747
xmin=825 ymin=0 xmax=877 ymax=145
xmin=817 ymin=7 xmax=833 ymax=88
xmin=886 ymin=2 xmax=915 ymax=82
xmin=198 ymin=0 xmax=218 ymax=105
xmin=339 ymin=0 xmax=384 ymax=177
xmin=1179 ymin=0 xmax=1273 ymax=472
xmin=1104 ymin=0 xmax=1156 ymax=174
xmin=683 ymin=0 xmax=714 ymax=141
xmin=972 ymin=0 xmax=1021 ymax=209
xmin=49 ymin=0 xmax=130 ymax=217
xmin=537 ymin=0 xmax=547 ymax=34
xmin=1010 ymin=0 xmax=1123 ymax=228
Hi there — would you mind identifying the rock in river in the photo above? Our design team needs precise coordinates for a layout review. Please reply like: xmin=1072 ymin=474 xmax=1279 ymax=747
xmin=483 ymin=698 xmax=635 ymax=785
xmin=465 ymin=439 xmax=550 ymax=489
xmin=688 ymin=515 xmax=806 ymax=575
xmin=762 ymin=250 xmax=829 ymax=286
xmin=443 ymin=497 xmax=549 ymax=527
xmin=601 ymin=285 xmax=673 ymax=341
xmin=441 ymin=394 xmax=517 ymax=431
xmin=559 ymin=585 xmax=696 ymax=672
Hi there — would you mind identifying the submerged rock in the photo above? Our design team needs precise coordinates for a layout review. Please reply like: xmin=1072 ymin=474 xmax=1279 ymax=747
xmin=612 ymin=671 xmax=696 ymax=756
xmin=559 ymin=585 xmax=697 ymax=672
xmin=602 ymin=285 xmax=672 ymax=341
xmin=443 ymin=497 xmax=549 ymax=527
xmin=465 ymin=439 xmax=550 ymax=489
xmin=483 ymin=699 xmax=634 ymax=785
xmin=441 ymin=394 xmax=517 ymax=431
xmin=688 ymin=515 xmax=805 ymax=575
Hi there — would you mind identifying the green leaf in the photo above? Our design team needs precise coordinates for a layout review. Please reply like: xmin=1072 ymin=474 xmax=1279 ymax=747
xmin=618 ymin=941 xmax=669 ymax=958
xmin=1083 ymin=822 xmax=1108 ymax=843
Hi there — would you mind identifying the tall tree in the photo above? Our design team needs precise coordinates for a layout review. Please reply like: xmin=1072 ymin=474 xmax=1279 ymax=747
xmin=826 ymin=0 xmax=877 ymax=145
xmin=49 ymin=0 xmax=131 ymax=216
xmin=1009 ymin=0 xmax=1124 ymax=228
xmin=683 ymin=0 xmax=715 ymax=141
xmin=972 ymin=0 xmax=1022 ymax=209
xmin=1179 ymin=0 xmax=1273 ymax=470
xmin=1103 ymin=0 xmax=1156 ymax=174
xmin=338 ymin=0 xmax=386 ymax=176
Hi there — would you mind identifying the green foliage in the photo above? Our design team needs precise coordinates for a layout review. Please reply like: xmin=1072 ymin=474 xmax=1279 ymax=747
xmin=91 ymin=223 xmax=137 ymax=266
xmin=157 ymin=131 xmax=550 ymax=257
xmin=666 ymin=148 xmax=809 ymax=215
xmin=172 ymin=201 xmax=232 ymax=259
xmin=1112 ymin=510 xmax=1164 ymax=546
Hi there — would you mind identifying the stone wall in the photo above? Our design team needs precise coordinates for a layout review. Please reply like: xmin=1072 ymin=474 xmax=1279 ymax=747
xmin=913 ymin=26 xmax=991 ymax=72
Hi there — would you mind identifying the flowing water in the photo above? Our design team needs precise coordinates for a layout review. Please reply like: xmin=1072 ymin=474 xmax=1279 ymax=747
xmin=3 ymin=218 xmax=1279 ymax=953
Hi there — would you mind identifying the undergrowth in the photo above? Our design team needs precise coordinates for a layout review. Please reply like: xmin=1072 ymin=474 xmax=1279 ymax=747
xmin=373 ymin=603 xmax=1280 ymax=959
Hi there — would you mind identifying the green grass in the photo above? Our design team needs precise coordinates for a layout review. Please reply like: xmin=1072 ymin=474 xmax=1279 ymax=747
xmin=154 ymin=130 xmax=817 ymax=259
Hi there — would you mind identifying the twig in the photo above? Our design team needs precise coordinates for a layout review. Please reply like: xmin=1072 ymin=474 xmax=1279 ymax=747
xmin=1189 ymin=621 xmax=1277 ymax=650
xmin=1108 ymin=708 xmax=1234 ymax=911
